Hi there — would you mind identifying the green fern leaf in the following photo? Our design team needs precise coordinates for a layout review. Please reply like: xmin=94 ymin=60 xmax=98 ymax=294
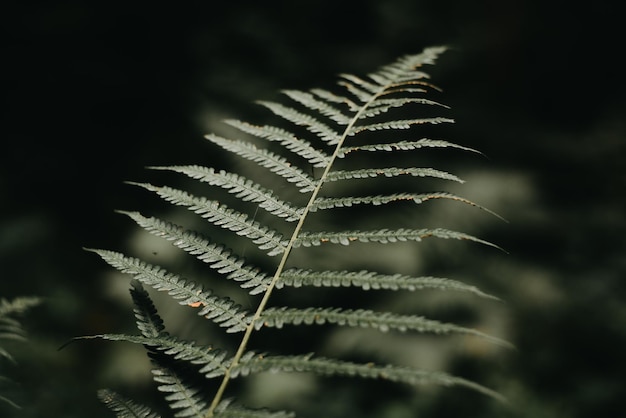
xmin=0 ymin=297 xmax=40 ymax=360
xmin=336 ymin=138 xmax=481 ymax=158
xmin=294 ymin=228 xmax=501 ymax=249
xmin=231 ymin=353 xmax=505 ymax=402
xmin=98 ymin=389 xmax=161 ymax=418
xmin=281 ymin=90 xmax=351 ymax=125
xmin=338 ymin=73 xmax=381 ymax=96
xmin=150 ymin=165 xmax=305 ymax=222
xmin=309 ymin=88 xmax=358 ymax=111
xmin=205 ymin=134 xmax=317 ymax=192
xmin=324 ymin=167 xmax=464 ymax=183
xmin=130 ymin=281 xmax=166 ymax=338
xmin=350 ymin=117 xmax=454 ymax=135
xmin=257 ymin=101 xmax=341 ymax=145
xmin=359 ymin=97 xmax=449 ymax=119
xmin=310 ymin=192 xmax=503 ymax=220
xmin=129 ymin=183 xmax=289 ymax=255
xmin=89 ymin=249 xmax=252 ymax=332
xmin=255 ymin=307 xmax=511 ymax=347
xmin=224 ymin=120 xmax=330 ymax=168
xmin=275 ymin=268 xmax=499 ymax=299
xmin=116 ymin=212 xmax=272 ymax=288
xmin=152 ymin=367 xmax=209 ymax=418
xmin=78 ymin=333 xmax=229 ymax=378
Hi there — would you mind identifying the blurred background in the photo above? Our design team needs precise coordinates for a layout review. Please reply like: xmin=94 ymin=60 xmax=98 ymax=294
xmin=2 ymin=0 xmax=624 ymax=417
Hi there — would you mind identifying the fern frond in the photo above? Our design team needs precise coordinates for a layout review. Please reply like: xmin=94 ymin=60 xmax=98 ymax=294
xmin=205 ymin=134 xmax=317 ymax=193
xmin=231 ymin=352 xmax=505 ymax=402
xmin=98 ymin=389 xmax=161 ymax=418
xmin=214 ymin=399 xmax=295 ymax=418
xmin=281 ymin=90 xmax=351 ymax=125
xmin=150 ymin=166 xmax=305 ymax=222
xmin=256 ymin=101 xmax=341 ymax=145
xmin=336 ymin=138 xmax=480 ymax=158
xmin=91 ymin=47 xmax=508 ymax=416
xmin=256 ymin=307 xmax=511 ymax=347
xmin=324 ymin=167 xmax=463 ymax=183
xmin=350 ymin=117 xmax=454 ymax=135
xmin=89 ymin=249 xmax=252 ymax=332
xmin=224 ymin=120 xmax=330 ymax=168
xmin=294 ymin=228 xmax=500 ymax=249
xmin=275 ymin=268 xmax=500 ymax=300
xmin=117 ymin=212 xmax=272 ymax=289
xmin=129 ymin=183 xmax=289 ymax=255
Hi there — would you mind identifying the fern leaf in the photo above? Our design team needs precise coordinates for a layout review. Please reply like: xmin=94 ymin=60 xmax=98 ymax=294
xmin=214 ymin=399 xmax=295 ymax=418
xmin=310 ymin=192 xmax=503 ymax=219
xmin=130 ymin=281 xmax=166 ymax=338
xmin=359 ymin=97 xmax=449 ymax=119
xmin=224 ymin=120 xmax=330 ymax=168
xmin=256 ymin=307 xmax=511 ymax=347
xmin=98 ymin=389 xmax=161 ymax=418
xmin=150 ymin=165 xmax=305 ymax=221
xmin=89 ymin=249 xmax=252 ymax=332
xmin=336 ymin=138 xmax=480 ymax=158
xmin=117 ymin=212 xmax=272 ymax=288
xmin=275 ymin=268 xmax=500 ymax=300
xmin=294 ymin=228 xmax=500 ymax=249
xmin=152 ymin=367 xmax=209 ymax=417
xmin=0 ymin=297 xmax=41 ymax=317
xmin=0 ymin=317 xmax=25 ymax=344
xmin=256 ymin=101 xmax=341 ymax=144
xmin=78 ymin=333 xmax=229 ymax=378
xmin=206 ymin=134 xmax=317 ymax=192
xmin=324 ymin=167 xmax=464 ymax=183
xmin=129 ymin=183 xmax=289 ymax=255
xmin=338 ymin=73 xmax=381 ymax=95
xmin=336 ymin=80 xmax=373 ymax=102
xmin=310 ymin=88 xmax=358 ymax=111
xmin=0 ymin=297 xmax=40 ymax=360
xmin=232 ymin=353 xmax=504 ymax=402
xmin=281 ymin=90 xmax=351 ymax=125
xmin=350 ymin=117 xmax=454 ymax=135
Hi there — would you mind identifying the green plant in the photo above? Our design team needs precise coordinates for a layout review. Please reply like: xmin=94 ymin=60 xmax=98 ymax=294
xmin=83 ymin=46 xmax=509 ymax=417
xmin=0 ymin=296 xmax=40 ymax=409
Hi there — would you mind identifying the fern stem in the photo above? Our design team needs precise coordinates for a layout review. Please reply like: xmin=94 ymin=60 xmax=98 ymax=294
xmin=205 ymin=80 xmax=387 ymax=418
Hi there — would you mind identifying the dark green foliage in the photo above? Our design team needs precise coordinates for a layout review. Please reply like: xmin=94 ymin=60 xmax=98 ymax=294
xmin=0 ymin=296 xmax=40 ymax=409
xmin=87 ymin=47 xmax=508 ymax=417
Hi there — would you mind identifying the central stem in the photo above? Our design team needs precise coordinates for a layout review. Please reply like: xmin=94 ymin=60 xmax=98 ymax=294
xmin=205 ymin=88 xmax=383 ymax=417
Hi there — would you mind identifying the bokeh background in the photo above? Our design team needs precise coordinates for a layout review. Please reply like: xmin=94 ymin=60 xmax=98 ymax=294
xmin=2 ymin=1 xmax=624 ymax=417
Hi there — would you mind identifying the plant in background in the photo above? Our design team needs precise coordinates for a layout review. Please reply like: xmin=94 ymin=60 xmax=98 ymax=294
xmin=81 ymin=46 xmax=510 ymax=417
xmin=0 ymin=296 xmax=40 ymax=409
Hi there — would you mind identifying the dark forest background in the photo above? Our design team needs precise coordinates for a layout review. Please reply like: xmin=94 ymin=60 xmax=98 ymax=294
xmin=2 ymin=1 xmax=625 ymax=417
